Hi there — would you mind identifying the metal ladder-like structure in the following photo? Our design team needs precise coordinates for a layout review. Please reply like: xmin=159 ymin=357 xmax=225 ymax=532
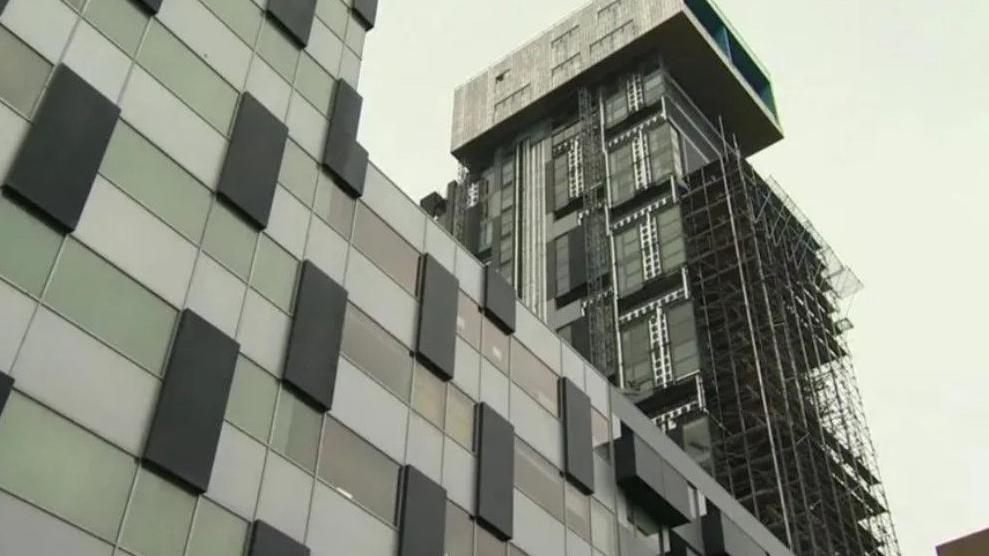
xmin=578 ymin=87 xmax=618 ymax=378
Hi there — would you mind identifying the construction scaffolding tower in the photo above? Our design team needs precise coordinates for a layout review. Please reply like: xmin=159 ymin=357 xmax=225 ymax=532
xmin=679 ymin=137 xmax=900 ymax=555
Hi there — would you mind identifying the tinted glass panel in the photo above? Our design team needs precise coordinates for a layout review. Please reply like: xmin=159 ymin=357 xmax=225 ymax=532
xmin=510 ymin=341 xmax=559 ymax=416
xmin=318 ymin=417 xmax=400 ymax=523
xmin=566 ymin=483 xmax=591 ymax=540
xmin=121 ymin=469 xmax=196 ymax=556
xmin=340 ymin=304 xmax=412 ymax=401
xmin=445 ymin=502 xmax=473 ymax=556
xmin=456 ymin=292 xmax=481 ymax=349
xmin=481 ymin=317 xmax=509 ymax=374
xmin=0 ymin=196 xmax=63 ymax=296
xmin=279 ymin=139 xmax=319 ymax=206
xmin=0 ymin=27 xmax=52 ymax=117
xmin=226 ymin=356 xmax=278 ymax=442
xmin=476 ymin=525 xmax=507 ymax=556
xmin=258 ymin=20 xmax=299 ymax=82
xmin=84 ymin=0 xmax=150 ymax=56
xmin=202 ymin=202 xmax=259 ymax=280
xmin=591 ymin=499 xmax=617 ymax=556
xmin=271 ymin=389 xmax=322 ymax=472
xmin=352 ymin=204 xmax=419 ymax=293
xmin=412 ymin=363 xmax=446 ymax=429
xmin=313 ymin=173 xmax=355 ymax=238
xmin=251 ymin=235 xmax=299 ymax=313
xmin=515 ymin=439 xmax=564 ymax=521
xmin=187 ymin=498 xmax=248 ymax=556
xmin=445 ymin=386 xmax=474 ymax=450
xmin=202 ymin=0 xmax=263 ymax=45
xmin=296 ymin=53 xmax=335 ymax=115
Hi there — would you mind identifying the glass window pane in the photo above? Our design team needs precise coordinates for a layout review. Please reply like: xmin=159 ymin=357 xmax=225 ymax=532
xmin=515 ymin=439 xmax=564 ymax=521
xmin=318 ymin=418 xmax=399 ymax=524
xmin=271 ymin=389 xmax=322 ymax=473
xmin=456 ymin=292 xmax=481 ymax=349
xmin=340 ymin=304 xmax=413 ymax=401
xmin=201 ymin=0 xmax=262 ymax=45
xmin=445 ymin=386 xmax=474 ymax=450
xmin=84 ymin=0 xmax=150 ymax=56
xmin=0 ymin=393 xmax=137 ymax=540
xmin=352 ymin=204 xmax=420 ymax=294
xmin=258 ymin=20 xmax=299 ymax=83
xmin=250 ymin=235 xmax=299 ymax=313
xmin=121 ymin=469 xmax=196 ymax=556
xmin=591 ymin=499 xmax=617 ymax=556
xmin=313 ymin=173 xmax=355 ymax=239
xmin=566 ymin=483 xmax=591 ymax=540
xmin=45 ymin=239 xmax=178 ymax=373
xmin=0 ymin=26 xmax=52 ymax=117
xmin=226 ymin=356 xmax=279 ymax=441
xmin=510 ymin=340 xmax=559 ymax=416
xmin=101 ymin=122 xmax=211 ymax=242
xmin=0 ymin=196 xmax=63 ymax=296
xmin=187 ymin=498 xmax=248 ymax=556
xmin=296 ymin=53 xmax=335 ymax=115
xmin=139 ymin=21 xmax=239 ymax=133
xmin=279 ymin=139 xmax=319 ymax=207
xmin=412 ymin=363 xmax=446 ymax=429
xmin=445 ymin=502 xmax=473 ymax=556
xmin=481 ymin=317 xmax=509 ymax=374
xmin=477 ymin=525 xmax=507 ymax=556
xmin=203 ymin=202 xmax=259 ymax=280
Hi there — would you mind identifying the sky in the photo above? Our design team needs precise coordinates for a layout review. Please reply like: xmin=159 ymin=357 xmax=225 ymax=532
xmin=356 ymin=1 xmax=989 ymax=554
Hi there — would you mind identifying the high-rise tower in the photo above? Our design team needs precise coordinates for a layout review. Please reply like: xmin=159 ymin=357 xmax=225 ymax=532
xmin=425 ymin=0 xmax=899 ymax=554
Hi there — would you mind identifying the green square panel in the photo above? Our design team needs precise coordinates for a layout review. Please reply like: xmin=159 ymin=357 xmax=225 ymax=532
xmin=187 ymin=498 xmax=248 ymax=556
xmin=0 ymin=27 xmax=53 ymax=117
xmin=250 ymin=234 xmax=299 ymax=313
xmin=84 ymin=0 xmax=150 ymax=56
xmin=44 ymin=238 xmax=178 ymax=373
xmin=121 ymin=469 xmax=196 ymax=556
xmin=257 ymin=20 xmax=300 ymax=83
xmin=271 ymin=388 xmax=322 ymax=473
xmin=295 ymin=54 xmax=335 ymax=115
xmin=0 ymin=196 xmax=64 ymax=297
xmin=278 ymin=139 xmax=319 ymax=207
xmin=226 ymin=355 xmax=279 ymax=442
xmin=202 ymin=202 xmax=259 ymax=280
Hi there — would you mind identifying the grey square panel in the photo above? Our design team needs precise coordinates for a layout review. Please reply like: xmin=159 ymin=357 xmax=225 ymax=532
xmin=613 ymin=426 xmax=690 ymax=527
xmin=0 ymin=370 xmax=12 ymax=419
xmin=560 ymin=378 xmax=594 ymax=494
xmin=144 ymin=310 xmax=239 ymax=493
xmin=416 ymin=254 xmax=458 ymax=381
xmin=398 ymin=465 xmax=447 ymax=556
xmin=249 ymin=519 xmax=310 ymax=556
xmin=267 ymin=0 xmax=318 ymax=46
xmin=352 ymin=0 xmax=377 ymax=30
xmin=4 ymin=65 xmax=120 ymax=232
xmin=475 ymin=403 xmax=514 ymax=540
xmin=283 ymin=261 xmax=347 ymax=411
xmin=483 ymin=265 xmax=515 ymax=333
xmin=217 ymin=93 xmax=289 ymax=228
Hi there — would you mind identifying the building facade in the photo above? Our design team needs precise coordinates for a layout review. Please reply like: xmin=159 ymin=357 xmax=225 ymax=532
xmin=0 ymin=0 xmax=795 ymax=555
xmin=425 ymin=0 xmax=899 ymax=554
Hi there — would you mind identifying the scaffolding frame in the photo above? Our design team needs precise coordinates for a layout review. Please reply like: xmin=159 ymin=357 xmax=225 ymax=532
xmin=679 ymin=136 xmax=900 ymax=555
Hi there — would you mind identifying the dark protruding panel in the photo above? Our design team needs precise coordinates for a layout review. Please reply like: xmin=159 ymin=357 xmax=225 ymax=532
xmin=249 ymin=520 xmax=310 ymax=556
xmin=544 ymin=159 xmax=555 ymax=212
xmin=416 ymin=254 xmax=458 ymax=381
xmin=613 ymin=425 xmax=691 ymax=527
xmin=560 ymin=378 xmax=595 ymax=494
xmin=0 ymin=371 xmax=13 ymax=419
xmin=144 ymin=310 xmax=239 ymax=493
xmin=321 ymin=81 xmax=366 ymax=197
xmin=137 ymin=0 xmax=163 ymax=12
xmin=217 ymin=93 xmax=289 ymax=228
xmin=702 ymin=506 xmax=765 ymax=556
xmin=568 ymin=226 xmax=589 ymax=290
xmin=0 ymin=0 xmax=9 ymax=15
xmin=352 ymin=0 xmax=377 ymax=29
xmin=398 ymin=465 xmax=448 ymax=556
xmin=476 ymin=403 xmax=514 ymax=540
xmin=266 ymin=0 xmax=318 ymax=45
xmin=483 ymin=265 xmax=515 ymax=333
xmin=3 ymin=65 xmax=119 ymax=232
xmin=283 ymin=261 xmax=347 ymax=411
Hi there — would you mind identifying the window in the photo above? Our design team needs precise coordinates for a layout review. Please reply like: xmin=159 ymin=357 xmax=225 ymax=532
xmin=604 ymin=85 xmax=628 ymax=128
xmin=202 ymin=0 xmax=262 ymax=45
xmin=0 ymin=196 xmax=63 ymax=297
xmin=315 ymin=0 xmax=349 ymax=39
xmin=251 ymin=235 xmax=299 ymax=313
xmin=481 ymin=316 xmax=510 ymax=374
xmin=186 ymin=498 xmax=248 ymax=556
xmin=591 ymin=499 xmax=618 ymax=556
xmin=477 ymin=525 xmax=508 ymax=556
xmin=318 ymin=417 xmax=400 ymax=524
xmin=656 ymin=206 xmax=686 ymax=271
xmin=279 ymin=139 xmax=319 ymax=207
xmin=203 ymin=202 xmax=259 ymax=280
xmin=456 ymin=292 xmax=482 ymax=349
xmin=257 ymin=20 xmax=300 ymax=83
xmin=314 ymin=173 xmax=356 ymax=239
xmin=614 ymin=225 xmax=643 ymax=296
xmin=514 ymin=439 xmax=564 ymax=520
xmin=412 ymin=363 xmax=447 ymax=429
xmin=566 ymin=483 xmax=591 ymax=540
xmin=45 ymin=239 xmax=178 ymax=374
xmin=122 ymin=468 xmax=196 ymax=556
xmin=621 ymin=316 xmax=654 ymax=392
xmin=510 ymin=341 xmax=559 ymax=416
xmin=226 ymin=356 xmax=279 ymax=442
xmin=340 ymin=304 xmax=413 ymax=402
xmin=553 ymin=235 xmax=571 ymax=296
xmin=646 ymin=124 xmax=683 ymax=183
xmin=446 ymin=386 xmax=475 ymax=450
xmin=0 ymin=26 xmax=52 ymax=117
xmin=608 ymin=142 xmax=635 ymax=205
xmin=296 ymin=53 xmax=336 ymax=116
xmin=552 ymin=152 xmax=570 ymax=211
xmin=0 ymin=393 xmax=137 ymax=539
xmin=271 ymin=389 xmax=322 ymax=472
xmin=445 ymin=502 xmax=474 ymax=556
xmin=84 ymin=0 xmax=150 ymax=56
xmin=352 ymin=204 xmax=420 ymax=294
xmin=666 ymin=303 xmax=700 ymax=379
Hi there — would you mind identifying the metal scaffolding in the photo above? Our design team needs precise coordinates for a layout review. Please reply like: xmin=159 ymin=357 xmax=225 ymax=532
xmin=679 ymin=141 xmax=900 ymax=555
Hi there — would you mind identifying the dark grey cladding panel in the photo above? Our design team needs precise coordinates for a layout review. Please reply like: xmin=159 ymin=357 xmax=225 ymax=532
xmin=560 ymin=378 xmax=594 ymax=494
xmin=352 ymin=0 xmax=377 ymax=29
xmin=144 ymin=310 xmax=239 ymax=493
xmin=249 ymin=520 xmax=310 ymax=556
xmin=0 ymin=0 xmax=8 ymax=15
xmin=544 ymin=159 xmax=555 ymax=211
xmin=217 ymin=93 xmax=289 ymax=228
xmin=0 ymin=371 xmax=13 ymax=418
xmin=321 ymin=82 xmax=366 ymax=197
xmin=476 ymin=403 xmax=514 ymax=540
xmin=613 ymin=426 xmax=691 ymax=527
xmin=568 ymin=226 xmax=588 ymax=289
xmin=137 ymin=0 xmax=163 ymax=12
xmin=283 ymin=261 xmax=347 ymax=411
xmin=266 ymin=0 xmax=318 ymax=45
xmin=483 ymin=265 xmax=515 ymax=333
xmin=398 ymin=465 xmax=447 ymax=556
xmin=3 ymin=65 xmax=119 ymax=232
xmin=702 ymin=507 xmax=765 ymax=556
xmin=416 ymin=254 xmax=458 ymax=381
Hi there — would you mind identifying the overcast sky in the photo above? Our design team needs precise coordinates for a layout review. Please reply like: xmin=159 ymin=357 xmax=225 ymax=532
xmin=357 ymin=1 xmax=989 ymax=553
